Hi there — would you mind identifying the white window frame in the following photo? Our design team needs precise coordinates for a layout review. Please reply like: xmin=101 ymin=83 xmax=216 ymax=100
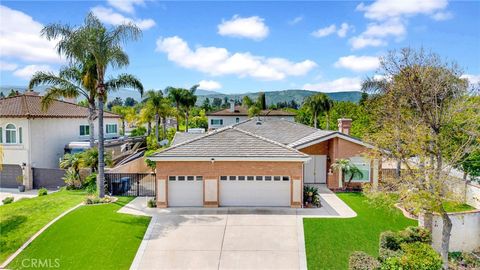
xmin=5 ymin=123 xmax=17 ymax=144
xmin=168 ymin=175 xmax=203 ymax=181
xmin=210 ymin=119 xmax=223 ymax=126
xmin=80 ymin=125 xmax=90 ymax=136
xmin=347 ymin=157 xmax=371 ymax=182
xmin=106 ymin=124 xmax=118 ymax=134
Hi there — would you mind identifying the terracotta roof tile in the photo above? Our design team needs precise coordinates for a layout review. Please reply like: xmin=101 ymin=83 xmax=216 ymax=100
xmin=0 ymin=94 xmax=120 ymax=118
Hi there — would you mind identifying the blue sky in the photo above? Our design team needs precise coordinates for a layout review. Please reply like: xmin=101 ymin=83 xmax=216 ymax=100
xmin=1 ymin=0 xmax=479 ymax=95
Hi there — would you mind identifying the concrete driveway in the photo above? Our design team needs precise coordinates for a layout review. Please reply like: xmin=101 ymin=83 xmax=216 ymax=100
xmin=120 ymin=193 xmax=355 ymax=270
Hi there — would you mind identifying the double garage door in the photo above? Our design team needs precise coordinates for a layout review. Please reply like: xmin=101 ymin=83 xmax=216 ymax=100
xmin=167 ymin=175 xmax=291 ymax=207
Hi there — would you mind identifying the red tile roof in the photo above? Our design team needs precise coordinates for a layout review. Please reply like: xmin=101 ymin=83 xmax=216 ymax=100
xmin=0 ymin=94 xmax=120 ymax=119
xmin=207 ymin=105 xmax=296 ymax=116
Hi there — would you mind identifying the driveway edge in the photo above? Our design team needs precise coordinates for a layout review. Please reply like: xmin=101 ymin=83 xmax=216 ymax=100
xmin=129 ymin=215 xmax=157 ymax=270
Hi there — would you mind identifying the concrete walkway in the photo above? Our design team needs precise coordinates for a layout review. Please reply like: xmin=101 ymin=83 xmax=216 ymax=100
xmin=120 ymin=191 xmax=356 ymax=270
xmin=0 ymin=188 xmax=38 ymax=204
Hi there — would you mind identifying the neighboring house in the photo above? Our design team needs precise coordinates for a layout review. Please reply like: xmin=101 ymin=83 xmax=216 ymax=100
xmin=149 ymin=117 xmax=379 ymax=208
xmin=0 ymin=93 xmax=121 ymax=189
xmin=207 ymin=103 xmax=296 ymax=130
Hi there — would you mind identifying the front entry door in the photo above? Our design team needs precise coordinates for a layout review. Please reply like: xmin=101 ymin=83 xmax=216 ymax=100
xmin=304 ymin=155 xmax=327 ymax=184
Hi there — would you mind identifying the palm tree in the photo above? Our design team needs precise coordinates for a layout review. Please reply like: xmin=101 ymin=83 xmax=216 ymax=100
xmin=330 ymin=159 xmax=363 ymax=189
xmin=42 ymin=13 xmax=142 ymax=198
xmin=181 ymin=85 xmax=199 ymax=132
xmin=143 ymin=90 xmax=171 ymax=144
xmin=304 ymin=94 xmax=324 ymax=129
xmin=166 ymin=87 xmax=185 ymax=131
xmin=321 ymin=96 xmax=334 ymax=130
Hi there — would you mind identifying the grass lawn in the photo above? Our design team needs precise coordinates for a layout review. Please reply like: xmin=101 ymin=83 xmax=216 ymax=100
xmin=0 ymin=190 xmax=86 ymax=263
xmin=8 ymin=196 xmax=150 ymax=270
xmin=443 ymin=201 xmax=476 ymax=213
xmin=303 ymin=193 xmax=417 ymax=270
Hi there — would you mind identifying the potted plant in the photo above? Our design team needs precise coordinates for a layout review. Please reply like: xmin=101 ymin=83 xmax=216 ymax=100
xmin=17 ymin=175 xmax=25 ymax=192
xmin=303 ymin=186 xmax=321 ymax=208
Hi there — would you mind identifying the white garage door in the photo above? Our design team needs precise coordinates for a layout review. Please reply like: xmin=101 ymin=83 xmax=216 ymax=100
xmin=220 ymin=175 xmax=291 ymax=207
xmin=168 ymin=176 xmax=203 ymax=207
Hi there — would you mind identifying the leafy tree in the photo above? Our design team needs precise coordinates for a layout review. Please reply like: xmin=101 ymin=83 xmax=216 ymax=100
xmin=111 ymin=105 xmax=135 ymax=135
xmin=0 ymin=92 xmax=5 ymax=99
xmin=8 ymin=89 xmax=19 ymax=97
xmin=107 ymin=97 xmax=123 ymax=110
xmin=80 ymin=147 xmax=112 ymax=172
xmin=181 ymin=85 xmax=199 ymax=132
xmin=212 ymin=97 xmax=222 ymax=108
xmin=124 ymin=97 xmax=137 ymax=107
xmin=304 ymin=93 xmax=331 ymax=129
xmin=166 ymin=87 xmax=185 ymax=131
xmin=201 ymin=97 xmax=212 ymax=112
xmin=42 ymin=12 xmax=143 ymax=198
xmin=364 ymin=48 xmax=479 ymax=268
xmin=189 ymin=109 xmax=208 ymax=130
xmin=330 ymin=159 xmax=363 ymax=189
xmin=258 ymin=92 xmax=266 ymax=110
xmin=242 ymin=96 xmax=254 ymax=107
xmin=143 ymin=90 xmax=172 ymax=143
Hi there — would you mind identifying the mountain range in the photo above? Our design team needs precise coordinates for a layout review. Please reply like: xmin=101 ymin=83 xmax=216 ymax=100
xmin=1 ymin=86 xmax=362 ymax=105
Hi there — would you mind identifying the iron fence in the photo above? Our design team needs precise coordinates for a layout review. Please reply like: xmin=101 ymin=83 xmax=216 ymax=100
xmin=105 ymin=173 xmax=156 ymax=196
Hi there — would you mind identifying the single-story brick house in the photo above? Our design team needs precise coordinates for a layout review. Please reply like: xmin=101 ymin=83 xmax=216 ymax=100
xmin=149 ymin=118 xmax=379 ymax=208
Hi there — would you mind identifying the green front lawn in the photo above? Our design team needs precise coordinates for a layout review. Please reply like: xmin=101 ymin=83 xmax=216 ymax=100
xmin=8 ymin=196 xmax=150 ymax=270
xmin=304 ymin=193 xmax=417 ymax=270
xmin=0 ymin=190 xmax=86 ymax=263
xmin=443 ymin=201 xmax=476 ymax=213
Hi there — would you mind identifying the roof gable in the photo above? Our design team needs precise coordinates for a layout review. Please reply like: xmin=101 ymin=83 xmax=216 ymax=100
xmin=0 ymin=94 xmax=120 ymax=118
xmin=150 ymin=126 xmax=308 ymax=160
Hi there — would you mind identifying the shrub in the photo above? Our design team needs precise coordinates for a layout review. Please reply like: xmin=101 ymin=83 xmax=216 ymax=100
xmin=84 ymin=195 xmax=113 ymax=205
xmin=130 ymin=126 xmax=146 ymax=136
xmin=380 ymin=231 xmax=402 ymax=251
xmin=382 ymin=242 xmax=442 ymax=270
xmin=349 ymin=251 xmax=381 ymax=270
xmin=399 ymin=226 xmax=431 ymax=244
xmin=62 ymin=168 xmax=82 ymax=189
xmin=38 ymin=188 xmax=48 ymax=196
xmin=147 ymin=199 xmax=156 ymax=208
xmin=83 ymin=173 xmax=97 ymax=194
xmin=2 ymin=196 xmax=14 ymax=204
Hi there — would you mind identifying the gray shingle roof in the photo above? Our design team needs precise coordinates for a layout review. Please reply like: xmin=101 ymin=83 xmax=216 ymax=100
xmin=152 ymin=126 xmax=308 ymax=159
xmin=171 ymin=132 xmax=207 ymax=145
xmin=288 ymin=130 xmax=336 ymax=148
xmin=234 ymin=118 xmax=334 ymax=145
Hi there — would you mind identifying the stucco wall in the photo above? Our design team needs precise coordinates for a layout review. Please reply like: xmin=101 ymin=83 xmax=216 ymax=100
xmin=109 ymin=157 xmax=151 ymax=173
xmin=466 ymin=183 xmax=480 ymax=209
xmin=207 ymin=115 xmax=295 ymax=129
xmin=421 ymin=211 xmax=480 ymax=252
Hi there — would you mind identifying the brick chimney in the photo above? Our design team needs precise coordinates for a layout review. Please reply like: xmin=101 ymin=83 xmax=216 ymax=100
xmin=338 ymin=118 xmax=352 ymax=135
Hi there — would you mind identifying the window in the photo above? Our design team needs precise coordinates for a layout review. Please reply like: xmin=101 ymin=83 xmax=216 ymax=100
xmin=282 ymin=176 xmax=290 ymax=181
xmin=220 ymin=176 xmax=228 ymax=181
xmin=178 ymin=176 xmax=185 ymax=181
xmin=265 ymin=176 xmax=272 ymax=181
xmin=273 ymin=176 xmax=281 ymax=181
xmin=247 ymin=176 xmax=254 ymax=181
xmin=19 ymin=127 xmax=22 ymax=143
xmin=80 ymin=125 xmax=90 ymax=136
xmin=346 ymin=158 xmax=371 ymax=182
xmin=169 ymin=176 xmax=203 ymax=181
xmin=196 ymin=176 xmax=203 ymax=181
xmin=255 ymin=176 xmax=263 ymax=181
xmin=6 ymin=124 xmax=16 ymax=144
xmin=169 ymin=176 xmax=176 ymax=181
xmin=210 ymin=119 xmax=223 ymax=126
xmin=187 ymin=176 xmax=194 ymax=181
xmin=229 ymin=176 xmax=237 ymax=181
xmin=238 ymin=176 xmax=245 ymax=181
xmin=0 ymin=127 xmax=2 ymax=143
xmin=106 ymin=124 xmax=117 ymax=134
xmin=235 ymin=117 xmax=240 ymax=123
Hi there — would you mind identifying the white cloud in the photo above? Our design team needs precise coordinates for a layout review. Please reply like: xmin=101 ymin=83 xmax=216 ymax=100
xmin=334 ymin=55 xmax=380 ymax=72
xmin=431 ymin=11 xmax=453 ymax=21
xmin=356 ymin=0 xmax=448 ymax=20
xmin=312 ymin=22 xmax=352 ymax=38
xmin=311 ymin=24 xmax=337 ymax=38
xmin=0 ymin=61 xmax=18 ymax=71
xmin=461 ymin=74 xmax=480 ymax=85
xmin=13 ymin=65 xmax=53 ymax=80
xmin=91 ymin=6 xmax=155 ymax=30
xmin=0 ymin=5 xmax=62 ymax=63
xmin=107 ymin=0 xmax=145 ymax=14
xmin=288 ymin=16 xmax=304 ymax=25
xmin=303 ymin=77 xmax=362 ymax=92
xmin=352 ymin=0 xmax=450 ymax=49
xmin=198 ymin=80 xmax=222 ymax=90
xmin=218 ymin=15 xmax=269 ymax=41
xmin=156 ymin=36 xmax=317 ymax=81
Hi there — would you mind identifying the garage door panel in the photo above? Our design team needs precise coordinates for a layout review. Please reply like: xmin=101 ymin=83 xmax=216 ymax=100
xmin=0 ymin=165 xmax=22 ymax=188
xmin=168 ymin=180 xmax=203 ymax=207
xmin=220 ymin=180 xmax=290 ymax=207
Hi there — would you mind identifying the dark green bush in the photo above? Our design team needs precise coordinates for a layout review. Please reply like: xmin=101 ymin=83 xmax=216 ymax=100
xmin=380 ymin=231 xmax=402 ymax=251
xmin=147 ymin=199 xmax=156 ymax=208
xmin=2 ymin=196 xmax=14 ymax=204
xmin=379 ymin=247 xmax=403 ymax=262
xmin=349 ymin=251 xmax=380 ymax=270
xmin=83 ymin=173 xmax=97 ymax=194
xmin=38 ymin=188 xmax=48 ymax=196
xmin=382 ymin=242 xmax=442 ymax=270
xmin=399 ymin=226 xmax=431 ymax=244
xmin=130 ymin=126 xmax=146 ymax=136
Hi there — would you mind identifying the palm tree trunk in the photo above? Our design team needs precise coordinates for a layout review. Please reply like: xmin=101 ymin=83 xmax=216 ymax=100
xmin=121 ymin=119 xmax=125 ymax=136
xmin=325 ymin=112 xmax=330 ymax=130
xmin=313 ymin=111 xmax=317 ymax=129
xmin=97 ymin=85 xmax=105 ymax=198
xmin=147 ymin=121 xmax=151 ymax=136
xmin=162 ymin=117 xmax=167 ymax=140
xmin=176 ymin=104 xmax=180 ymax=131
xmin=185 ymin=111 xmax=189 ymax=132
xmin=88 ymin=104 xmax=95 ymax=148
xmin=154 ymin=113 xmax=159 ymax=144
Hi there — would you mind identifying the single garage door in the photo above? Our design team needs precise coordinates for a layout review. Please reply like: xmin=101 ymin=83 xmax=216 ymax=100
xmin=168 ymin=175 xmax=203 ymax=207
xmin=0 ymin=164 xmax=22 ymax=188
xmin=220 ymin=175 xmax=291 ymax=207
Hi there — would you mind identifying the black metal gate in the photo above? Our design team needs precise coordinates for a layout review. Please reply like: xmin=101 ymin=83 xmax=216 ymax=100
xmin=105 ymin=173 xmax=156 ymax=196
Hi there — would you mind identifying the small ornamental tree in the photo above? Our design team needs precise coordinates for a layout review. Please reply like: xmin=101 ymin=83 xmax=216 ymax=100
xmin=331 ymin=159 xmax=363 ymax=189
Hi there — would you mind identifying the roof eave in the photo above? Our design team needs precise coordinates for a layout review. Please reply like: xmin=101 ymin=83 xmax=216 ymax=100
xmin=148 ymin=156 xmax=310 ymax=162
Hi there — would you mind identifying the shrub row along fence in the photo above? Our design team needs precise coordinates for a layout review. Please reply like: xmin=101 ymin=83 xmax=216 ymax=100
xmin=105 ymin=173 xmax=156 ymax=197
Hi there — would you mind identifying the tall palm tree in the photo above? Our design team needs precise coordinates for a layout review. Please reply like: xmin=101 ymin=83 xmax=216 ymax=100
xmin=143 ymin=90 xmax=170 ymax=144
xmin=181 ymin=85 xmax=198 ymax=132
xmin=304 ymin=94 xmax=324 ymax=129
xmin=30 ymin=63 xmax=97 ymax=147
xmin=321 ymin=96 xmax=334 ymax=130
xmin=166 ymin=87 xmax=185 ymax=131
xmin=42 ymin=13 xmax=142 ymax=198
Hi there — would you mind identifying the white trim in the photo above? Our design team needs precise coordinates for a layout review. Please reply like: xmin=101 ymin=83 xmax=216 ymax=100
xmin=294 ymin=133 xmax=374 ymax=150
xmin=148 ymin=156 xmax=311 ymax=162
